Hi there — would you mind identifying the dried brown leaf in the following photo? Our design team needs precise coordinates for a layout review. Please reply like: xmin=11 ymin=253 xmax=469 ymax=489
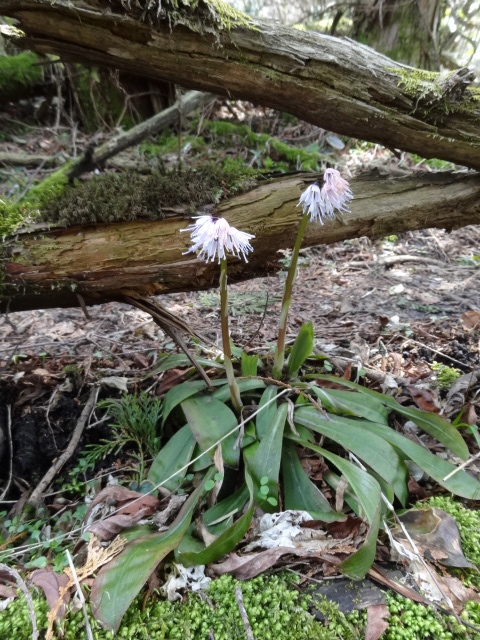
xmin=88 ymin=507 xmax=152 ymax=541
xmin=365 ymin=603 xmax=390 ymax=640
xmin=31 ymin=569 xmax=71 ymax=619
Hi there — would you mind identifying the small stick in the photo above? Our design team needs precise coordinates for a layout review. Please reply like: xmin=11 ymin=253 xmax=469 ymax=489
xmin=235 ymin=585 xmax=254 ymax=640
xmin=27 ymin=387 xmax=99 ymax=509
xmin=0 ymin=563 xmax=38 ymax=640
xmin=66 ymin=550 xmax=94 ymax=640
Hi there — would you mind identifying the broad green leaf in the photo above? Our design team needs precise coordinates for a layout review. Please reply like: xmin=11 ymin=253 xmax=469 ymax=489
xmin=352 ymin=418 xmax=480 ymax=499
xmin=288 ymin=321 xmax=314 ymax=376
xmin=281 ymin=440 xmax=336 ymax=519
xmin=256 ymin=385 xmax=278 ymax=440
xmin=176 ymin=473 xmax=255 ymax=566
xmin=244 ymin=404 xmax=287 ymax=511
xmin=241 ymin=352 xmax=259 ymax=377
xmin=290 ymin=436 xmax=381 ymax=525
xmin=182 ymin=396 xmax=240 ymax=468
xmin=147 ymin=425 xmax=195 ymax=491
xmin=295 ymin=406 xmax=404 ymax=490
xmin=339 ymin=501 xmax=381 ymax=579
xmin=211 ymin=377 xmax=265 ymax=402
xmin=203 ymin=484 xmax=250 ymax=535
xmin=91 ymin=468 xmax=215 ymax=632
xmin=316 ymin=375 xmax=468 ymax=460
xmin=162 ymin=379 xmax=226 ymax=424
xmin=156 ymin=353 xmax=225 ymax=372
xmin=310 ymin=386 xmax=389 ymax=424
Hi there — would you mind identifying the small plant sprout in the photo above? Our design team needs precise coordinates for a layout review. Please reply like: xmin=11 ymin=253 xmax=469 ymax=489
xmin=181 ymin=214 xmax=255 ymax=411
xmin=272 ymin=169 xmax=352 ymax=378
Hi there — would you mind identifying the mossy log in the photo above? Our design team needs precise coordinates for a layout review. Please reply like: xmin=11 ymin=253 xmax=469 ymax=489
xmin=2 ymin=170 xmax=480 ymax=313
xmin=0 ymin=1 xmax=480 ymax=169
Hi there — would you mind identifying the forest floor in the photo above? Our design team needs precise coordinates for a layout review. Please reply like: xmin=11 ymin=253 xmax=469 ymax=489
xmin=1 ymin=97 xmax=480 ymax=639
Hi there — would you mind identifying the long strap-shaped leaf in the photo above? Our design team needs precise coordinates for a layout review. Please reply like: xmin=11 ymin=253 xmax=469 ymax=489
xmin=176 ymin=472 xmax=255 ymax=566
xmin=91 ymin=467 xmax=216 ymax=632
xmin=315 ymin=375 xmax=468 ymax=460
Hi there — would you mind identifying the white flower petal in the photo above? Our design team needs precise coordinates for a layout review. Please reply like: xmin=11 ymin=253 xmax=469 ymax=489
xmin=180 ymin=215 xmax=255 ymax=263
xmin=297 ymin=169 xmax=352 ymax=224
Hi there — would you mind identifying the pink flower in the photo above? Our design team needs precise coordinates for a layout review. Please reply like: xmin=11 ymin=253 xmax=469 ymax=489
xmin=298 ymin=169 xmax=352 ymax=224
xmin=181 ymin=215 xmax=255 ymax=263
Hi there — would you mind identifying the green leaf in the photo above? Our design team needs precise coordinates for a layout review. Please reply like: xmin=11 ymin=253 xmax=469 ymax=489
xmin=176 ymin=472 xmax=255 ymax=566
xmin=256 ymin=385 xmax=278 ymax=440
xmin=203 ymin=484 xmax=250 ymax=535
xmin=91 ymin=468 xmax=215 ymax=632
xmin=147 ymin=425 xmax=195 ymax=491
xmin=309 ymin=386 xmax=389 ymax=424
xmin=162 ymin=379 xmax=226 ymax=424
xmin=294 ymin=406 xmax=405 ymax=492
xmin=339 ymin=501 xmax=381 ymax=579
xmin=288 ymin=321 xmax=314 ymax=376
xmin=182 ymin=396 xmax=240 ymax=468
xmin=316 ymin=375 xmax=468 ymax=460
xmin=211 ymin=378 xmax=265 ymax=402
xmin=241 ymin=352 xmax=259 ymax=377
xmin=244 ymin=403 xmax=287 ymax=512
xmin=352 ymin=417 xmax=480 ymax=499
xmin=290 ymin=436 xmax=381 ymax=525
xmin=281 ymin=440 xmax=336 ymax=519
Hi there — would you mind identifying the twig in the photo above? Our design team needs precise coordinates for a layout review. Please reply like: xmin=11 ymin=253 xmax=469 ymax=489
xmin=27 ymin=387 xmax=99 ymax=509
xmin=0 ymin=406 xmax=13 ymax=502
xmin=235 ymin=585 xmax=254 ymax=640
xmin=66 ymin=550 xmax=94 ymax=640
xmin=0 ymin=564 xmax=38 ymax=640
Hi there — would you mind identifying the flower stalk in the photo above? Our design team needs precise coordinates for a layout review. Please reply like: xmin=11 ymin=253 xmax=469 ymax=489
xmin=272 ymin=169 xmax=352 ymax=379
xmin=220 ymin=257 xmax=243 ymax=412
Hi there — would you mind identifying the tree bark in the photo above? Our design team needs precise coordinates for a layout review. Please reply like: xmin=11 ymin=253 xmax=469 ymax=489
xmin=1 ymin=0 xmax=480 ymax=169
xmin=2 ymin=170 xmax=480 ymax=313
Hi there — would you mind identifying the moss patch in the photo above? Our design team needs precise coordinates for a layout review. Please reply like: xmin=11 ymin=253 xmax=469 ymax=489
xmin=38 ymin=163 xmax=260 ymax=228
xmin=0 ymin=51 xmax=43 ymax=96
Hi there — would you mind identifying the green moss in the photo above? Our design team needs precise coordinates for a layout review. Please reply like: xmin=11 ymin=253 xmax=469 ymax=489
xmin=206 ymin=120 xmax=321 ymax=171
xmin=126 ymin=0 xmax=255 ymax=33
xmin=38 ymin=163 xmax=259 ymax=228
xmin=0 ymin=51 xmax=43 ymax=94
xmin=430 ymin=362 xmax=462 ymax=391
xmin=0 ymin=574 xmax=338 ymax=640
xmin=388 ymin=66 xmax=480 ymax=121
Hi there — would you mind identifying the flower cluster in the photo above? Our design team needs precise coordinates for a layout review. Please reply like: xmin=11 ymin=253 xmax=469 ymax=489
xmin=181 ymin=215 xmax=255 ymax=263
xmin=298 ymin=168 xmax=352 ymax=224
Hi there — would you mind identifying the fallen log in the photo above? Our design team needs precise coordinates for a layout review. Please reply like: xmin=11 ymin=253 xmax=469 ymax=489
xmin=2 ymin=170 xmax=480 ymax=313
xmin=0 ymin=0 xmax=479 ymax=169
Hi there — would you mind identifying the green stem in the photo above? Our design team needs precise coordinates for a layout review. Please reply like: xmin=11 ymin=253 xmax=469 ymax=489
xmin=272 ymin=213 xmax=309 ymax=379
xmin=220 ymin=257 xmax=243 ymax=412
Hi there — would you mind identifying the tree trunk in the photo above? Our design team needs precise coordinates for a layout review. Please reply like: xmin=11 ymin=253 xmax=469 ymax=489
xmin=2 ymin=170 xmax=480 ymax=313
xmin=1 ymin=0 xmax=479 ymax=169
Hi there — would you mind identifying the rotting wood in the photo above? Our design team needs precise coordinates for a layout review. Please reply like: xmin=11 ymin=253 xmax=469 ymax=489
xmin=2 ymin=170 xmax=480 ymax=313
xmin=0 ymin=1 xmax=479 ymax=169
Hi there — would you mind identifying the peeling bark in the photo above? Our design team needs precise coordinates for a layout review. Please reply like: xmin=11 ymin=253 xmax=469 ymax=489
xmin=2 ymin=170 xmax=480 ymax=313
xmin=0 ymin=0 xmax=479 ymax=169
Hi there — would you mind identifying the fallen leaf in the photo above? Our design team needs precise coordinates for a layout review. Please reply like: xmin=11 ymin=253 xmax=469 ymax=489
xmin=395 ymin=508 xmax=477 ymax=569
xmin=326 ymin=515 xmax=362 ymax=540
xmin=88 ymin=508 xmax=152 ymax=541
xmin=211 ymin=548 xmax=304 ymax=579
xmin=31 ymin=569 xmax=71 ymax=618
xmin=0 ymin=585 xmax=16 ymax=598
xmin=100 ymin=376 xmax=129 ymax=392
xmin=407 ymin=386 xmax=440 ymax=413
xmin=461 ymin=310 xmax=480 ymax=331
xmin=84 ymin=485 xmax=160 ymax=524
xmin=365 ymin=603 xmax=390 ymax=640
